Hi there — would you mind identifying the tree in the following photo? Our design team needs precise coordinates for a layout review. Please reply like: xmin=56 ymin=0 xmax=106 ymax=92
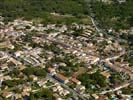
xmin=90 ymin=71 xmax=107 ymax=87
xmin=3 ymin=80 xmax=14 ymax=87
xmin=72 ymin=28 xmax=83 ymax=37
xmin=78 ymin=71 xmax=107 ymax=89
xmin=34 ymin=89 xmax=55 ymax=100
xmin=122 ymin=87 xmax=132 ymax=95
xmin=29 ymin=92 xmax=35 ymax=100
xmin=0 ymin=0 xmax=90 ymax=23
xmin=9 ymin=68 xmax=20 ymax=77
xmin=23 ymin=67 xmax=34 ymax=76
xmin=91 ymin=0 xmax=133 ymax=30
xmin=110 ymin=72 xmax=124 ymax=84
xmin=34 ymin=68 xmax=47 ymax=77
xmin=23 ymin=67 xmax=47 ymax=78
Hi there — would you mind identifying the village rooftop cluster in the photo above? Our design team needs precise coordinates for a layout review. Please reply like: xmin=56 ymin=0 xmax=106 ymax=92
xmin=0 ymin=17 xmax=132 ymax=100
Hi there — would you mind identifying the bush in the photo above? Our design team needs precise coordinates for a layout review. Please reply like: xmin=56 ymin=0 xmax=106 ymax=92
xmin=0 ymin=0 xmax=89 ymax=23
xmin=78 ymin=71 xmax=107 ymax=89
xmin=23 ymin=67 xmax=47 ymax=77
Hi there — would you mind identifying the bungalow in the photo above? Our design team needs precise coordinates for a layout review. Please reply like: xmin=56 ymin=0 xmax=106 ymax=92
xmin=14 ymin=51 xmax=23 ymax=57
xmin=15 ymin=94 xmax=22 ymax=99
xmin=22 ymin=91 xmax=30 ymax=97
xmin=0 ymin=64 xmax=8 ymax=70
xmin=100 ymin=71 xmax=111 ymax=79
xmin=37 ymin=79 xmax=47 ymax=87
xmin=56 ymin=85 xmax=63 ymax=92
xmin=9 ymin=58 xmax=22 ymax=66
xmin=23 ymin=85 xmax=31 ymax=92
xmin=2 ymin=91 xmax=13 ymax=99
xmin=47 ymin=67 xmax=56 ymax=75
xmin=29 ymin=75 xmax=38 ymax=81
xmin=0 ymin=41 xmax=14 ymax=49
xmin=53 ymin=74 xmax=69 ymax=84
xmin=63 ymin=90 xmax=70 ymax=96
xmin=18 ymin=65 xmax=26 ymax=71
xmin=71 ymin=78 xmax=81 ymax=85
xmin=92 ymin=94 xmax=99 ymax=100
xmin=76 ymin=85 xmax=85 ymax=94
xmin=118 ymin=0 xmax=126 ymax=3
xmin=52 ymin=87 xmax=57 ymax=92
xmin=3 ymin=76 xmax=12 ymax=80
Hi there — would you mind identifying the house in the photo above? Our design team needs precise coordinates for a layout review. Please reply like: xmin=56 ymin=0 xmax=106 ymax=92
xmin=100 ymin=71 xmax=111 ymax=79
xmin=76 ymin=85 xmax=85 ymax=94
xmin=2 ymin=91 xmax=13 ymax=99
xmin=37 ymin=79 xmax=47 ymax=87
xmin=0 ymin=41 xmax=14 ymax=49
xmin=0 ymin=76 xmax=3 ymax=84
xmin=86 ymin=56 xmax=100 ymax=64
xmin=0 ymin=51 xmax=9 ymax=60
xmin=98 ymin=95 xmax=108 ymax=100
xmin=23 ymin=85 xmax=31 ymax=92
xmin=59 ymin=63 xmax=66 ymax=67
xmin=87 ymin=66 xmax=92 ymax=69
xmin=0 ymin=64 xmax=8 ymax=70
xmin=92 ymin=94 xmax=99 ymax=99
xmin=15 ymin=94 xmax=22 ymax=99
xmin=18 ymin=65 xmax=26 ymax=71
xmin=59 ymin=90 xmax=64 ymax=96
xmin=63 ymin=90 xmax=70 ymax=96
xmin=9 ymin=58 xmax=22 ymax=66
xmin=71 ymin=78 xmax=81 ymax=85
xmin=22 ymin=91 xmax=30 ymax=96
xmin=47 ymin=67 xmax=56 ymax=75
xmin=3 ymin=76 xmax=12 ymax=80
xmin=118 ymin=0 xmax=126 ymax=3
xmin=99 ymin=0 xmax=112 ymax=4
xmin=56 ymin=85 xmax=63 ymax=92
xmin=56 ymin=97 xmax=62 ymax=100
xmin=14 ymin=51 xmax=23 ymax=57
xmin=29 ymin=75 xmax=38 ymax=81
xmin=52 ymin=87 xmax=57 ymax=92
xmin=53 ymin=74 xmax=69 ymax=84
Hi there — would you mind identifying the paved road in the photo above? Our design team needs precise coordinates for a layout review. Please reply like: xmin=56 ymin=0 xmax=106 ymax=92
xmin=84 ymin=0 xmax=132 ymax=75
xmin=85 ymin=0 xmax=127 ymax=44
xmin=42 ymin=34 xmax=95 ymax=55
xmin=100 ymin=80 xmax=133 ymax=95
xmin=42 ymin=34 xmax=126 ymax=64
xmin=6 ymin=51 xmax=88 ymax=100
xmin=46 ymin=74 xmax=89 ymax=100
xmin=85 ymin=0 xmax=104 ymax=34
xmin=39 ymin=33 xmax=131 ymax=77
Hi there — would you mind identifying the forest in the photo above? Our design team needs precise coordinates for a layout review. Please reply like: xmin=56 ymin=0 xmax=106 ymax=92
xmin=91 ymin=0 xmax=133 ymax=30
xmin=0 ymin=0 xmax=132 ymax=30
xmin=0 ymin=0 xmax=89 ymax=23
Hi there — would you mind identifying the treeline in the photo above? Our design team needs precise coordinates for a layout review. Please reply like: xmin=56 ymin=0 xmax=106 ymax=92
xmin=91 ymin=0 xmax=133 ymax=30
xmin=0 ymin=0 xmax=89 ymax=23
